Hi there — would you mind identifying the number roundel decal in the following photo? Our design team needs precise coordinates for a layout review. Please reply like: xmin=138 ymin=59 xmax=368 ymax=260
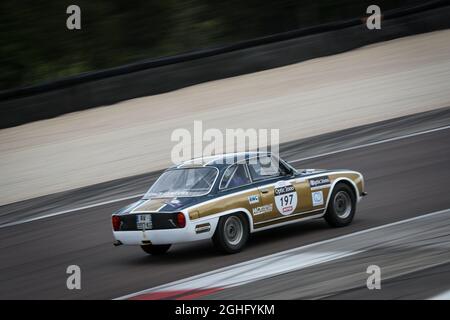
xmin=274 ymin=181 xmax=298 ymax=215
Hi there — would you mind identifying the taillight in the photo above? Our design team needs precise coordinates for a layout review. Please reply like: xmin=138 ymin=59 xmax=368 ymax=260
xmin=112 ymin=216 xmax=121 ymax=231
xmin=176 ymin=213 xmax=186 ymax=228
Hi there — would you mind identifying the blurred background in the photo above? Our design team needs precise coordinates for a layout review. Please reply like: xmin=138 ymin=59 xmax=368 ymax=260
xmin=0 ymin=0 xmax=422 ymax=91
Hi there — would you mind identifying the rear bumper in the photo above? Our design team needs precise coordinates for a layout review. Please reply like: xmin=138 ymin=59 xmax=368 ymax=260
xmin=113 ymin=218 xmax=218 ymax=245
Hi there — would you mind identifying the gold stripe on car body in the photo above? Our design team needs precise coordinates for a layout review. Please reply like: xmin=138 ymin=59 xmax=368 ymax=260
xmin=187 ymin=170 xmax=363 ymax=230
xmin=328 ymin=172 xmax=363 ymax=196
xmin=131 ymin=198 xmax=167 ymax=212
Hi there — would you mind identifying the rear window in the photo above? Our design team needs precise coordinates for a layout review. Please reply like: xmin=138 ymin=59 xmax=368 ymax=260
xmin=144 ymin=167 xmax=217 ymax=198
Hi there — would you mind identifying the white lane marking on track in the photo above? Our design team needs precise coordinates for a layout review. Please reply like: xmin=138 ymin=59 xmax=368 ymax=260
xmin=290 ymin=124 xmax=450 ymax=163
xmin=0 ymin=194 xmax=144 ymax=229
xmin=116 ymin=251 xmax=362 ymax=300
xmin=115 ymin=208 xmax=450 ymax=300
xmin=429 ymin=289 xmax=450 ymax=300
xmin=2 ymin=124 xmax=449 ymax=228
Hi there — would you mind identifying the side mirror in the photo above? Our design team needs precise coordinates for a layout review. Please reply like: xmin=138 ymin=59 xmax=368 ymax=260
xmin=287 ymin=167 xmax=295 ymax=176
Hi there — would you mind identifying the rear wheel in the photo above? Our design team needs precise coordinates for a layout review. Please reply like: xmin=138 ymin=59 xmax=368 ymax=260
xmin=213 ymin=213 xmax=249 ymax=254
xmin=324 ymin=183 xmax=356 ymax=227
xmin=140 ymin=244 xmax=171 ymax=255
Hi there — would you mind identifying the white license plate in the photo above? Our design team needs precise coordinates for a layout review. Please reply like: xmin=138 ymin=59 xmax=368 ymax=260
xmin=136 ymin=214 xmax=152 ymax=230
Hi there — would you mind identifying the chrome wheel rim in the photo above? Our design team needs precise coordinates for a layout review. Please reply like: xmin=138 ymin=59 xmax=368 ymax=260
xmin=224 ymin=216 xmax=243 ymax=246
xmin=334 ymin=191 xmax=352 ymax=219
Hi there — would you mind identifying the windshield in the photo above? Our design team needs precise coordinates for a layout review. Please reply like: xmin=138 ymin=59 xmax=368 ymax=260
xmin=144 ymin=167 xmax=218 ymax=198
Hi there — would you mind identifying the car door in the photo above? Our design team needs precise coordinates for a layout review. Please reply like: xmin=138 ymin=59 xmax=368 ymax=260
xmin=247 ymin=155 xmax=313 ymax=228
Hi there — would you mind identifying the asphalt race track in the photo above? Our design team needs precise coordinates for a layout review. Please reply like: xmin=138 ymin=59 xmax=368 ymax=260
xmin=0 ymin=109 xmax=449 ymax=300
xmin=200 ymin=209 xmax=450 ymax=300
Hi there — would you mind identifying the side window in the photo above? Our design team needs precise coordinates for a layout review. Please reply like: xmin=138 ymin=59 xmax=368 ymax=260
xmin=220 ymin=164 xmax=251 ymax=189
xmin=247 ymin=156 xmax=280 ymax=181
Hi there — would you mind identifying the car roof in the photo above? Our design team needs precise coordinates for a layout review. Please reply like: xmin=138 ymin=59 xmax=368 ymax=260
xmin=170 ymin=151 xmax=273 ymax=170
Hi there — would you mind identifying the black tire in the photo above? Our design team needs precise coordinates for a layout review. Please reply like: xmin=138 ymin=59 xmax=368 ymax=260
xmin=140 ymin=244 xmax=171 ymax=255
xmin=324 ymin=183 xmax=356 ymax=227
xmin=213 ymin=213 xmax=249 ymax=254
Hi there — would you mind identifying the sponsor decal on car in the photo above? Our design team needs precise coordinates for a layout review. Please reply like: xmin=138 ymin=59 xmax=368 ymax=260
xmin=253 ymin=204 xmax=273 ymax=216
xmin=248 ymin=194 xmax=260 ymax=205
xmin=163 ymin=198 xmax=182 ymax=208
xmin=274 ymin=181 xmax=298 ymax=216
xmin=312 ymin=191 xmax=324 ymax=206
xmin=309 ymin=176 xmax=330 ymax=188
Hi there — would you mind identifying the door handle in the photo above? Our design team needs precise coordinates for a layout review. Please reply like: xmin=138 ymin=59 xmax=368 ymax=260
xmin=261 ymin=189 xmax=269 ymax=194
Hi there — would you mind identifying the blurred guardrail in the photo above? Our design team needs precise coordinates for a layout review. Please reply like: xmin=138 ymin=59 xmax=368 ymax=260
xmin=0 ymin=0 xmax=449 ymax=129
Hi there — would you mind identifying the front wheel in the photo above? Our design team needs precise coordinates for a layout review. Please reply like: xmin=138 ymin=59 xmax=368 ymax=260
xmin=213 ymin=213 xmax=249 ymax=254
xmin=140 ymin=244 xmax=171 ymax=255
xmin=324 ymin=183 xmax=356 ymax=227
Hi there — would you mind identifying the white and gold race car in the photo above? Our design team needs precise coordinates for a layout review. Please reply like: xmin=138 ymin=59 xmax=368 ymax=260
xmin=112 ymin=152 xmax=366 ymax=254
